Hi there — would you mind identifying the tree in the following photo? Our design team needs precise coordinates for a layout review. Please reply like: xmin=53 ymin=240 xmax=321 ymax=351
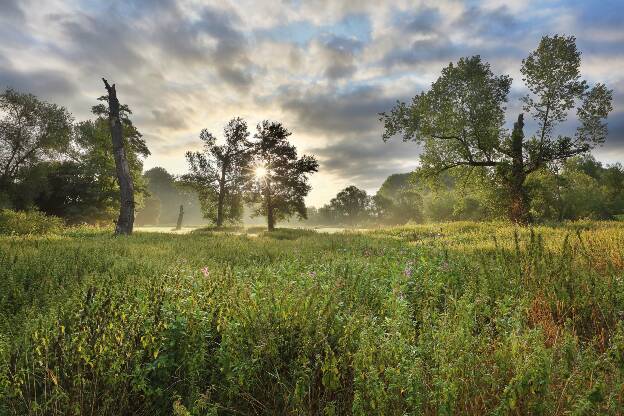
xmin=183 ymin=118 xmax=253 ymax=226
xmin=175 ymin=204 xmax=184 ymax=230
xmin=374 ymin=173 xmax=423 ymax=224
xmin=381 ymin=35 xmax=613 ymax=224
xmin=249 ymin=121 xmax=318 ymax=231
xmin=59 ymin=88 xmax=149 ymax=225
xmin=29 ymin=106 xmax=149 ymax=224
xmin=135 ymin=196 xmax=161 ymax=226
xmin=329 ymin=185 xmax=371 ymax=225
xmin=0 ymin=89 xmax=72 ymax=194
xmin=526 ymin=155 xmax=624 ymax=221
xmin=142 ymin=167 xmax=179 ymax=224
xmin=102 ymin=79 xmax=136 ymax=235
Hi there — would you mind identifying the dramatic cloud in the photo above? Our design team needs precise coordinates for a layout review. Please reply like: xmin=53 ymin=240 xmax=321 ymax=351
xmin=278 ymin=85 xmax=397 ymax=135
xmin=0 ymin=0 xmax=622 ymax=206
xmin=0 ymin=0 xmax=24 ymax=22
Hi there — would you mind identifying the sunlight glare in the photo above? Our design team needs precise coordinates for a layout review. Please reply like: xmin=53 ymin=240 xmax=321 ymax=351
xmin=254 ymin=165 xmax=267 ymax=179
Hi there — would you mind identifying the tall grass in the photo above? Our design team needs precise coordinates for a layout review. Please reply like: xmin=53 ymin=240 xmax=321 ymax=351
xmin=1 ymin=222 xmax=623 ymax=414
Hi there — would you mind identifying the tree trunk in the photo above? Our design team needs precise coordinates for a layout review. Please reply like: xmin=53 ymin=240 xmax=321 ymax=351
xmin=103 ymin=78 xmax=134 ymax=235
xmin=216 ymin=192 xmax=224 ymax=227
xmin=508 ymin=114 xmax=531 ymax=225
xmin=267 ymin=204 xmax=275 ymax=231
xmin=216 ymin=166 xmax=226 ymax=227
xmin=175 ymin=204 xmax=184 ymax=230
xmin=266 ymin=180 xmax=274 ymax=231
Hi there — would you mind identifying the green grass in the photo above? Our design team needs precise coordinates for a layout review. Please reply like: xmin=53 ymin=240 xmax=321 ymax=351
xmin=1 ymin=221 xmax=624 ymax=415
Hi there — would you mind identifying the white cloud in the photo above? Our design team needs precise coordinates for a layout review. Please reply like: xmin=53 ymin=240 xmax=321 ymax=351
xmin=0 ymin=0 xmax=622 ymax=206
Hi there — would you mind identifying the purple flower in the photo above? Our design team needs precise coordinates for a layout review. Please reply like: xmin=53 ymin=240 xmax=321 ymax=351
xmin=403 ymin=267 xmax=413 ymax=277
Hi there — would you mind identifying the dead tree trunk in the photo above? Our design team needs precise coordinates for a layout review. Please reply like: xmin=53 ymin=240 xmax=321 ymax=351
xmin=175 ymin=204 xmax=184 ymax=230
xmin=103 ymin=78 xmax=134 ymax=235
xmin=508 ymin=114 xmax=531 ymax=225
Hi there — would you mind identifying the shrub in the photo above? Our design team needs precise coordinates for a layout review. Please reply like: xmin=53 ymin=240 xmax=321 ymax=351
xmin=0 ymin=209 xmax=64 ymax=235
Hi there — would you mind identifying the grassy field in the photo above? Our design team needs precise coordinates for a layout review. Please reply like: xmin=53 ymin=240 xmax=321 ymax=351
xmin=1 ymin=221 xmax=624 ymax=415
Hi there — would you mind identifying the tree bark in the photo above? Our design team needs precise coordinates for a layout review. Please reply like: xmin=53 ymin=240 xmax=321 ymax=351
xmin=175 ymin=204 xmax=184 ymax=230
xmin=267 ymin=204 xmax=275 ymax=231
xmin=103 ymin=78 xmax=134 ymax=235
xmin=266 ymin=180 xmax=275 ymax=231
xmin=216 ymin=164 xmax=226 ymax=227
xmin=508 ymin=114 xmax=531 ymax=225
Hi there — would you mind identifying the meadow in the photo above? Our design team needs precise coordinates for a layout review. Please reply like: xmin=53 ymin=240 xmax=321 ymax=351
xmin=1 ymin=221 xmax=624 ymax=415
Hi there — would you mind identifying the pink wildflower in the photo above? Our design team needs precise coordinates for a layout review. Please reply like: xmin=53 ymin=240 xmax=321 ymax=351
xmin=201 ymin=266 xmax=210 ymax=277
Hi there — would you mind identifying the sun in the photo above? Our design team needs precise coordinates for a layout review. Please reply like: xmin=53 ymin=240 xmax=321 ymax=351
xmin=254 ymin=165 xmax=267 ymax=179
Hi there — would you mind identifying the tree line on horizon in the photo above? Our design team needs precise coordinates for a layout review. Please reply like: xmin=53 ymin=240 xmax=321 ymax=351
xmin=306 ymin=155 xmax=624 ymax=226
xmin=1 ymin=34 xmax=622 ymax=231
xmin=0 ymin=88 xmax=319 ymax=231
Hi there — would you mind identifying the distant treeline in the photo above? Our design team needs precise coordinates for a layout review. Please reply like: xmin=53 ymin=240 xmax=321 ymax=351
xmin=307 ymin=155 xmax=624 ymax=226
xmin=0 ymin=89 xmax=318 ymax=229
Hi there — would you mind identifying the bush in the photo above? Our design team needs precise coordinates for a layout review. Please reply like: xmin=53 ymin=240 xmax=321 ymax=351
xmin=0 ymin=209 xmax=64 ymax=235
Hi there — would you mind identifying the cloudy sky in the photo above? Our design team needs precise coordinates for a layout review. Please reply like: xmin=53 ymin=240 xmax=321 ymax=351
xmin=1 ymin=0 xmax=623 ymax=206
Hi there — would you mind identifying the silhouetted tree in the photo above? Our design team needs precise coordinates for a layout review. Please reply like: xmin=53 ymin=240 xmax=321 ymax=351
xmin=0 ymin=89 xmax=72 ymax=198
xmin=249 ymin=121 xmax=318 ymax=231
xmin=183 ymin=118 xmax=253 ymax=226
xmin=381 ymin=35 xmax=613 ymax=224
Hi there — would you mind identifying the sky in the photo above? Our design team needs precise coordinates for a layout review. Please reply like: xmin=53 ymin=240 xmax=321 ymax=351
xmin=1 ymin=0 xmax=623 ymax=207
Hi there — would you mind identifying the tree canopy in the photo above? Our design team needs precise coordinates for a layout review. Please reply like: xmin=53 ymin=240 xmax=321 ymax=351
xmin=248 ymin=121 xmax=319 ymax=231
xmin=183 ymin=118 xmax=254 ymax=226
xmin=328 ymin=185 xmax=371 ymax=225
xmin=0 ymin=89 xmax=73 ymax=192
xmin=381 ymin=35 xmax=613 ymax=224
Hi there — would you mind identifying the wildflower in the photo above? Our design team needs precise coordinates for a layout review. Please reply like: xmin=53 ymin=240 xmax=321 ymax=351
xmin=308 ymin=271 xmax=317 ymax=278
xmin=201 ymin=266 xmax=210 ymax=277
xmin=403 ymin=266 xmax=413 ymax=277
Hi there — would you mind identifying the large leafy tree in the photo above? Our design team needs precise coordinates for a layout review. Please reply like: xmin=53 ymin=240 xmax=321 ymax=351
xmin=381 ymin=35 xmax=613 ymax=224
xmin=329 ymin=185 xmax=371 ymax=225
xmin=0 ymin=89 xmax=72 ymax=195
xmin=249 ymin=121 xmax=318 ymax=231
xmin=183 ymin=118 xmax=254 ymax=226
xmin=374 ymin=173 xmax=423 ymax=224
xmin=29 ymin=97 xmax=149 ymax=224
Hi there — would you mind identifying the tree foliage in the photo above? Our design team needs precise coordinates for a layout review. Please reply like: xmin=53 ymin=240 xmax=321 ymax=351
xmin=248 ymin=121 xmax=318 ymax=230
xmin=381 ymin=35 xmax=613 ymax=224
xmin=374 ymin=174 xmax=423 ymax=224
xmin=183 ymin=118 xmax=254 ymax=226
xmin=1 ymin=90 xmax=149 ymax=224
xmin=328 ymin=185 xmax=371 ymax=225
xmin=0 ymin=89 xmax=73 ymax=190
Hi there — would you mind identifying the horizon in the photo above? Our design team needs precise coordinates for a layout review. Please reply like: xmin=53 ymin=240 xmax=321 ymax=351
xmin=2 ymin=0 xmax=623 ymax=207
